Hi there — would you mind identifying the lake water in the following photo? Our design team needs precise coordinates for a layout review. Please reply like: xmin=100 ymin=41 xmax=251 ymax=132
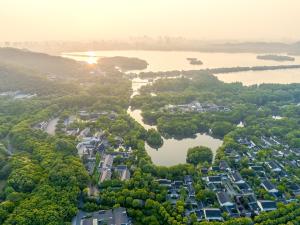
xmin=216 ymin=69 xmax=300 ymax=86
xmin=62 ymin=50 xmax=300 ymax=166
xmin=62 ymin=50 xmax=300 ymax=85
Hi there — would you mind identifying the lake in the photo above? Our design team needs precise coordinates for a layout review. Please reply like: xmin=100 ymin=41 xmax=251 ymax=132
xmin=216 ymin=69 xmax=300 ymax=86
xmin=62 ymin=50 xmax=300 ymax=85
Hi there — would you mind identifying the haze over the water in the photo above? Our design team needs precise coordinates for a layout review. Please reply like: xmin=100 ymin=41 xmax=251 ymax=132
xmin=1 ymin=0 xmax=300 ymax=42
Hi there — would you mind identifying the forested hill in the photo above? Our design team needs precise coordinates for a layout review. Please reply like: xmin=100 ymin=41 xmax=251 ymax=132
xmin=0 ymin=63 xmax=79 ymax=95
xmin=0 ymin=48 xmax=91 ymax=79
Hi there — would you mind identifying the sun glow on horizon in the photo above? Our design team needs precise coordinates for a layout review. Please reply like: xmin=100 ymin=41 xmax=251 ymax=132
xmin=86 ymin=51 xmax=97 ymax=64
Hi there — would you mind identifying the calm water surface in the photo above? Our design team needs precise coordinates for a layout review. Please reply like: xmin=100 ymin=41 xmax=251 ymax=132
xmin=216 ymin=69 xmax=300 ymax=86
xmin=127 ymin=107 xmax=223 ymax=166
xmin=62 ymin=50 xmax=300 ymax=85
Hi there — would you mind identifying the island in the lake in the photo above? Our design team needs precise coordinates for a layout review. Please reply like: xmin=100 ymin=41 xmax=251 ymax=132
xmin=98 ymin=56 xmax=148 ymax=71
xmin=257 ymin=54 xmax=295 ymax=62
xmin=186 ymin=57 xmax=203 ymax=65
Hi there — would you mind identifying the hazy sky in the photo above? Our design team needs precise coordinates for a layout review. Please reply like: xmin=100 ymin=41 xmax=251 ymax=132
xmin=1 ymin=0 xmax=300 ymax=42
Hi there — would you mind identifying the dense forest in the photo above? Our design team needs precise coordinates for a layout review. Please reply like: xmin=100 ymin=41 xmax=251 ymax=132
xmin=0 ymin=48 xmax=93 ymax=79
xmin=132 ymin=73 xmax=300 ymax=141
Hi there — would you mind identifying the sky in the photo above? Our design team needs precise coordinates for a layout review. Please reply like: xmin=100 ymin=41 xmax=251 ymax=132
xmin=0 ymin=0 xmax=300 ymax=42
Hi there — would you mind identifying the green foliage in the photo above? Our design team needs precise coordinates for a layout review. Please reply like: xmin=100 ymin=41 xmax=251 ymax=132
xmin=211 ymin=121 xmax=234 ymax=138
xmin=133 ymin=73 xmax=300 ymax=139
xmin=146 ymin=129 xmax=163 ymax=148
xmin=98 ymin=56 xmax=148 ymax=71
xmin=0 ymin=63 xmax=78 ymax=96
xmin=186 ymin=146 xmax=213 ymax=166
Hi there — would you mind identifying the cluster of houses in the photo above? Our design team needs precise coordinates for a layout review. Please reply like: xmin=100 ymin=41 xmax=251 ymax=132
xmin=69 ymin=111 xmax=132 ymax=225
xmin=228 ymin=136 xmax=300 ymax=167
xmin=202 ymin=166 xmax=279 ymax=218
xmin=156 ymin=163 xmax=290 ymax=222
xmin=70 ymin=111 xmax=131 ymax=184
xmin=75 ymin=128 xmax=131 ymax=184
xmin=157 ymin=176 xmax=224 ymax=222
xmin=155 ymin=132 xmax=300 ymax=222
xmin=209 ymin=136 xmax=300 ymax=219
xmin=161 ymin=101 xmax=230 ymax=114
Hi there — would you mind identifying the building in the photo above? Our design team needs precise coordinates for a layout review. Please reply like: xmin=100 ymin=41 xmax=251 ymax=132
xmin=230 ymin=171 xmax=244 ymax=184
xmin=257 ymin=200 xmax=277 ymax=212
xmin=261 ymin=179 xmax=278 ymax=194
xmin=250 ymin=165 xmax=265 ymax=177
xmin=205 ymin=176 xmax=222 ymax=184
xmin=219 ymin=160 xmax=231 ymax=171
xmin=195 ymin=210 xmax=204 ymax=222
xmin=99 ymin=168 xmax=112 ymax=183
xmin=203 ymin=208 xmax=223 ymax=222
xmin=187 ymin=184 xmax=196 ymax=198
xmin=184 ymin=175 xmax=193 ymax=185
xmin=157 ymin=179 xmax=172 ymax=187
xmin=236 ymin=182 xmax=252 ymax=194
xmin=115 ymin=165 xmax=131 ymax=181
xmin=79 ymin=127 xmax=91 ymax=138
xmin=100 ymin=154 xmax=114 ymax=169
xmin=79 ymin=207 xmax=131 ymax=225
xmin=217 ymin=192 xmax=235 ymax=207
xmin=289 ymin=183 xmax=300 ymax=196
xmin=266 ymin=161 xmax=282 ymax=172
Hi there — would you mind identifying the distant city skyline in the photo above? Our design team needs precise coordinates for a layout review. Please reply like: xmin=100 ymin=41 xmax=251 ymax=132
xmin=1 ymin=0 xmax=300 ymax=42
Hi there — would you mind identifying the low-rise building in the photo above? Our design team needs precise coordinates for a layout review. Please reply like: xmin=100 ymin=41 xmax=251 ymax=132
xmin=157 ymin=179 xmax=172 ymax=187
xmin=100 ymin=154 xmax=114 ymax=169
xmin=266 ymin=161 xmax=282 ymax=172
xmin=99 ymin=168 xmax=112 ymax=183
xmin=205 ymin=176 xmax=222 ymax=184
xmin=217 ymin=192 xmax=235 ymax=207
xmin=230 ymin=171 xmax=245 ymax=184
xmin=219 ymin=160 xmax=231 ymax=171
xmin=257 ymin=200 xmax=277 ymax=212
xmin=115 ymin=165 xmax=131 ymax=181
xmin=79 ymin=207 xmax=131 ymax=225
xmin=203 ymin=208 xmax=223 ymax=222
xmin=236 ymin=182 xmax=252 ymax=194
xmin=289 ymin=183 xmax=300 ymax=196
xmin=261 ymin=179 xmax=278 ymax=194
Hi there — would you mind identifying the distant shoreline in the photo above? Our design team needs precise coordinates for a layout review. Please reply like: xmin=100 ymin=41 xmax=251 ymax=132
xmin=138 ymin=64 xmax=300 ymax=79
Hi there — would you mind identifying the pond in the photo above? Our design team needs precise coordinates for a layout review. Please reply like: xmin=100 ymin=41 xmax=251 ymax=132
xmin=127 ymin=107 xmax=223 ymax=166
